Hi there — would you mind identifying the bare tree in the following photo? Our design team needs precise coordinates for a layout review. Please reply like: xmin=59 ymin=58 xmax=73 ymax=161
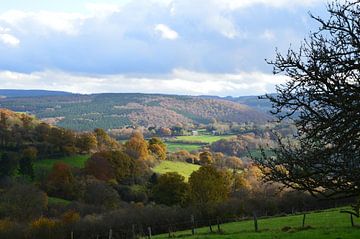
xmin=256 ymin=0 xmax=360 ymax=198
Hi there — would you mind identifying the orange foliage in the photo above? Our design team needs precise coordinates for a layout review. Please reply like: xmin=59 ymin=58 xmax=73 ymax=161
xmin=125 ymin=131 xmax=149 ymax=160
xmin=61 ymin=210 xmax=80 ymax=225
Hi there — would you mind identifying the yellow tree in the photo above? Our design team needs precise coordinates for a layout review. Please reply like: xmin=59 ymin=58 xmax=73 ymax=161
xmin=148 ymin=137 xmax=167 ymax=160
xmin=125 ymin=131 xmax=149 ymax=160
xmin=188 ymin=165 xmax=231 ymax=216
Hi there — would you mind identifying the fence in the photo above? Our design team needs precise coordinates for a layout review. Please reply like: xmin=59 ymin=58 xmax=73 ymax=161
xmin=65 ymin=211 xmax=324 ymax=239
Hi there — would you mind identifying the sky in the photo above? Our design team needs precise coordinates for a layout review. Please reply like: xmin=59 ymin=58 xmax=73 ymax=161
xmin=0 ymin=0 xmax=329 ymax=96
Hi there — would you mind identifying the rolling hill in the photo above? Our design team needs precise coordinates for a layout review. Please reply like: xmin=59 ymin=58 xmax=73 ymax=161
xmin=0 ymin=91 xmax=271 ymax=131
xmin=0 ymin=89 xmax=71 ymax=98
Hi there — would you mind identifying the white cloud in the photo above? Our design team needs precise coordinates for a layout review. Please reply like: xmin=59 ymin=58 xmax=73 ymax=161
xmin=154 ymin=24 xmax=178 ymax=40
xmin=0 ymin=10 xmax=87 ymax=35
xmin=261 ymin=30 xmax=276 ymax=41
xmin=0 ymin=69 xmax=288 ymax=96
xmin=207 ymin=15 xmax=239 ymax=39
xmin=214 ymin=0 xmax=325 ymax=10
xmin=85 ymin=3 xmax=121 ymax=18
xmin=0 ymin=27 xmax=19 ymax=46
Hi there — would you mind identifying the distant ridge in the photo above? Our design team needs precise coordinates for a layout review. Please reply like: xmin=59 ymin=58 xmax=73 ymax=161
xmin=0 ymin=93 xmax=271 ymax=131
xmin=0 ymin=89 xmax=72 ymax=98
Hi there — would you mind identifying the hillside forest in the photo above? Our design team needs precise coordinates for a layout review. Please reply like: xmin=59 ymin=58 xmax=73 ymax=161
xmin=0 ymin=108 xmax=352 ymax=239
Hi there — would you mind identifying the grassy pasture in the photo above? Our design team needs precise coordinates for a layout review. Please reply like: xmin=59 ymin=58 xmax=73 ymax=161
xmin=166 ymin=142 xmax=202 ymax=152
xmin=152 ymin=207 xmax=360 ymax=239
xmin=48 ymin=197 xmax=71 ymax=206
xmin=165 ymin=134 xmax=237 ymax=152
xmin=172 ymin=134 xmax=237 ymax=144
xmin=34 ymin=155 xmax=89 ymax=171
xmin=152 ymin=160 xmax=200 ymax=181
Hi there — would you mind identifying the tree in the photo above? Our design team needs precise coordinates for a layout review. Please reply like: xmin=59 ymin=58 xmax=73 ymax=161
xmin=83 ymin=181 xmax=120 ymax=209
xmin=188 ymin=166 xmax=231 ymax=215
xmin=18 ymin=147 xmax=37 ymax=180
xmin=148 ymin=137 xmax=167 ymax=160
xmin=76 ymin=133 xmax=97 ymax=154
xmin=256 ymin=0 xmax=360 ymax=198
xmin=199 ymin=151 xmax=213 ymax=165
xmin=0 ymin=111 xmax=10 ymax=148
xmin=0 ymin=152 xmax=19 ymax=178
xmin=94 ymin=128 xmax=120 ymax=151
xmin=109 ymin=151 xmax=138 ymax=182
xmin=86 ymin=150 xmax=143 ymax=183
xmin=29 ymin=217 xmax=59 ymax=239
xmin=157 ymin=127 xmax=172 ymax=137
xmin=152 ymin=172 xmax=188 ymax=206
xmin=0 ymin=184 xmax=48 ymax=221
xmin=227 ymin=156 xmax=244 ymax=170
xmin=125 ymin=131 xmax=149 ymax=160
xmin=85 ymin=152 xmax=115 ymax=181
xmin=47 ymin=163 xmax=76 ymax=200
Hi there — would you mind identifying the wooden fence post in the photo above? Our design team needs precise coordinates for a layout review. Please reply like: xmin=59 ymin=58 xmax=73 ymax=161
xmin=147 ymin=227 xmax=152 ymax=239
xmin=351 ymin=214 xmax=354 ymax=227
xmin=132 ymin=224 xmax=136 ymax=239
xmin=253 ymin=212 xmax=258 ymax=232
xmin=70 ymin=231 xmax=74 ymax=239
xmin=109 ymin=228 xmax=113 ymax=239
xmin=302 ymin=214 xmax=306 ymax=228
xmin=191 ymin=215 xmax=195 ymax=235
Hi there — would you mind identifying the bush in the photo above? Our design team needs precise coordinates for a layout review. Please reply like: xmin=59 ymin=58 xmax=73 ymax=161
xmin=29 ymin=217 xmax=62 ymax=239
xmin=0 ymin=183 xmax=48 ymax=221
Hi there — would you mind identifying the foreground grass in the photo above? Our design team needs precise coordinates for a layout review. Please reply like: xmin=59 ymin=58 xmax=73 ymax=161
xmin=153 ymin=208 xmax=360 ymax=239
xmin=153 ymin=160 xmax=200 ymax=180
xmin=34 ymin=155 xmax=89 ymax=171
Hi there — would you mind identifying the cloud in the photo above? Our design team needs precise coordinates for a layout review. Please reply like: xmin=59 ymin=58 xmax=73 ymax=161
xmin=0 ymin=10 xmax=86 ymax=35
xmin=0 ymin=69 xmax=288 ymax=96
xmin=206 ymin=15 xmax=239 ymax=39
xmin=0 ymin=0 xmax=326 ymax=95
xmin=0 ymin=27 xmax=20 ymax=46
xmin=154 ymin=24 xmax=178 ymax=40
xmin=214 ymin=0 xmax=325 ymax=10
xmin=261 ymin=30 xmax=276 ymax=41
xmin=85 ymin=3 xmax=121 ymax=18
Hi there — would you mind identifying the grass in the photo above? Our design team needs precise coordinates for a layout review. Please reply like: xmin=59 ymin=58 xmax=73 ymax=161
xmin=172 ymin=135 xmax=237 ymax=144
xmin=166 ymin=143 xmax=202 ymax=152
xmin=34 ymin=155 xmax=89 ymax=171
xmin=166 ymin=134 xmax=237 ymax=152
xmin=153 ymin=160 xmax=200 ymax=181
xmin=152 ymin=208 xmax=360 ymax=239
xmin=48 ymin=197 xmax=71 ymax=206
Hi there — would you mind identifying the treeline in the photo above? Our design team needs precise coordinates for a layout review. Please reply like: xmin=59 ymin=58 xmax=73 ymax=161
xmin=0 ymin=109 xmax=123 ymax=180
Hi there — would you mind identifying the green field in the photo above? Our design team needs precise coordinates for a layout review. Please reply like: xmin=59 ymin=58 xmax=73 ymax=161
xmin=173 ymin=135 xmax=236 ymax=144
xmin=34 ymin=155 xmax=89 ymax=171
xmin=153 ymin=208 xmax=360 ymax=239
xmin=166 ymin=134 xmax=237 ymax=152
xmin=153 ymin=160 xmax=200 ymax=180
xmin=166 ymin=143 xmax=202 ymax=152
xmin=48 ymin=197 xmax=71 ymax=206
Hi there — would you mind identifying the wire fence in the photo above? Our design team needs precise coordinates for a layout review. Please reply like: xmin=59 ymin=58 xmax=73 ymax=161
xmin=66 ymin=210 xmax=340 ymax=239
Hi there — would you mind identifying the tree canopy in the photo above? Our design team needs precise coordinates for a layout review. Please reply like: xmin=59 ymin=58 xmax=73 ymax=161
xmin=256 ymin=0 xmax=360 ymax=198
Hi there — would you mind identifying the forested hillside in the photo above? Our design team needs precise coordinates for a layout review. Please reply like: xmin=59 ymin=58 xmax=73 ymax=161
xmin=0 ymin=89 xmax=71 ymax=98
xmin=0 ymin=93 xmax=270 ymax=131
